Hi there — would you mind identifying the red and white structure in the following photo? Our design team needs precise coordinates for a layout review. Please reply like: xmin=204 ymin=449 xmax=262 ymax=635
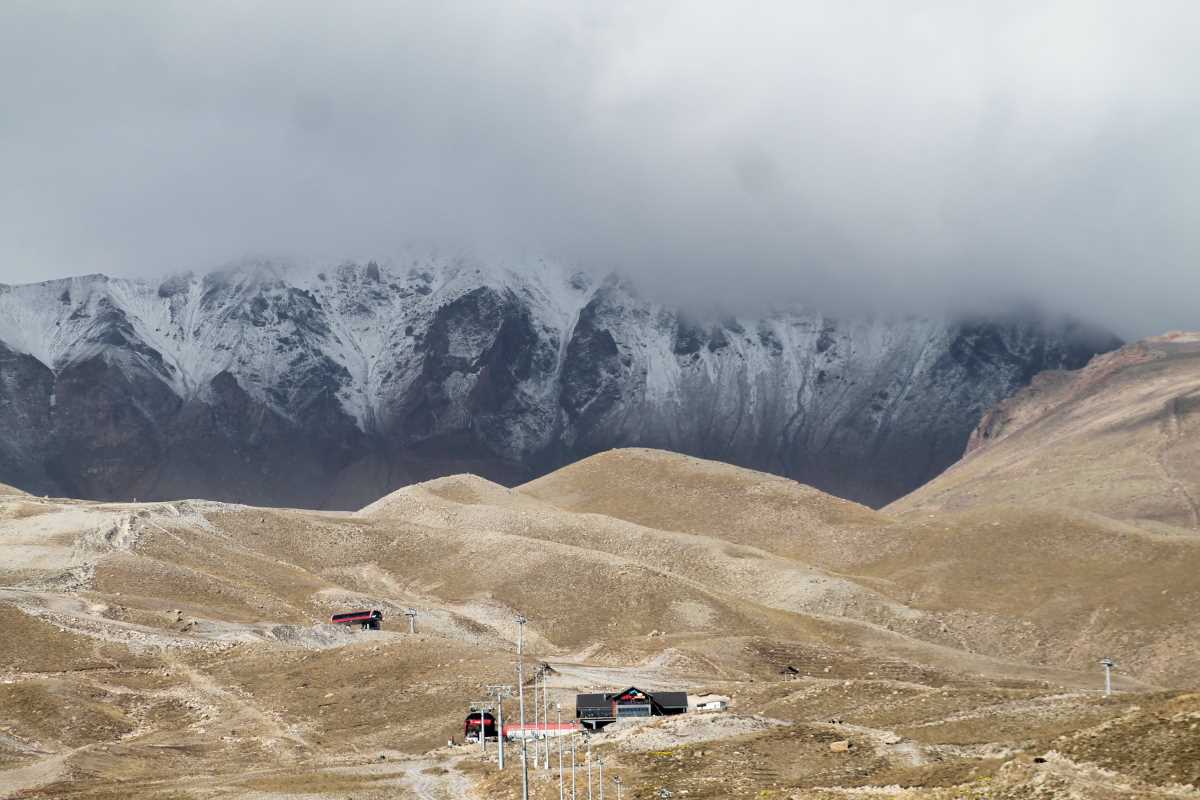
xmin=330 ymin=609 xmax=383 ymax=630
xmin=502 ymin=721 xmax=580 ymax=740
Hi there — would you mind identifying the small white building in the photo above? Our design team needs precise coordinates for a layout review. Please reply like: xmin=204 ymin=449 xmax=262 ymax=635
xmin=688 ymin=694 xmax=730 ymax=712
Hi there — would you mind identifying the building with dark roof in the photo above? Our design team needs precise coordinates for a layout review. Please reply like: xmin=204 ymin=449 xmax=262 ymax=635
xmin=574 ymin=686 xmax=688 ymax=730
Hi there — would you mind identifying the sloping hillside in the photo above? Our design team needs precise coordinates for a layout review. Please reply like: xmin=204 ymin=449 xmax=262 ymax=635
xmin=2 ymin=447 xmax=1198 ymax=798
xmin=519 ymin=448 xmax=885 ymax=568
xmin=519 ymin=449 xmax=1200 ymax=687
xmin=889 ymin=332 xmax=1200 ymax=534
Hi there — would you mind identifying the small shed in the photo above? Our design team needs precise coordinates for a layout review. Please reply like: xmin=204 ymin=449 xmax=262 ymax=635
xmin=689 ymin=694 xmax=730 ymax=712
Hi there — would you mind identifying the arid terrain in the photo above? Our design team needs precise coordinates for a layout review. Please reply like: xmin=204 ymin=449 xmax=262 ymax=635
xmin=2 ymin=336 xmax=1199 ymax=799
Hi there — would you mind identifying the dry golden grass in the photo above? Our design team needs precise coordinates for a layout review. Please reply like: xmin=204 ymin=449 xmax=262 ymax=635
xmin=520 ymin=448 xmax=888 ymax=569
xmin=0 ymin=605 xmax=155 ymax=674
xmin=0 ymin=501 xmax=51 ymax=520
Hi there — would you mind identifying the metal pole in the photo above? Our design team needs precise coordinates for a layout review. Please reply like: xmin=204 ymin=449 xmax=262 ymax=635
xmin=540 ymin=671 xmax=544 ymax=772
xmin=539 ymin=671 xmax=546 ymax=769
xmin=587 ymin=735 xmax=593 ymax=800
xmin=558 ymin=704 xmax=564 ymax=800
xmin=571 ymin=735 xmax=577 ymax=800
xmin=543 ymin=670 xmax=551 ymax=770
xmin=517 ymin=615 xmax=529 ymax=800
xmin=480 ymin=706 xmax=486 ymax=753
xmin=496 ymin=690 xmax=505 ymax=770
xmin=542 ymin=672 xmax=549 ymax=769
xmin=614 ymin=776 xmax=622 ymax=800
xmin=1102 ymin=657 xmax=1115 ymax=696
xmin=533 ymin=670 xmax=541 ymax=768
xmin=598 ymin=756 xmax=604 ymax=800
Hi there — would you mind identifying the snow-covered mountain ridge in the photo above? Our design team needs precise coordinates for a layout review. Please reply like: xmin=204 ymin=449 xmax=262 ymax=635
xmin=0 ymin=256 xmax=1121 ymax=508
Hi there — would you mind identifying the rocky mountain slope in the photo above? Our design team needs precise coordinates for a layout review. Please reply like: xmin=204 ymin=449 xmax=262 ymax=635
xmin=889 ymin=332 xmax=1200 ymax=533
xmin=0 ymin=256 xmax=1120 ymax=508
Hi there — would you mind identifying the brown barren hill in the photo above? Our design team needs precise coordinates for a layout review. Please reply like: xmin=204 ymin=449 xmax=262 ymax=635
xmin=849 ymin=505 xmax=1200 ymax=685
xmin=522 ymin=453 xmax=1200 ymax=685
xmin=514 ymin=448 xmax=1200 ymax=685
xmin=354 ymin=472 xmax=898 ymax=650
xmin=888 ymin=333 xmax=1200 ymax=534
xmin=3 ymin=447 xmax=1200 ymax=797
xmin=519 ymin=448 xmax=889 ymax=569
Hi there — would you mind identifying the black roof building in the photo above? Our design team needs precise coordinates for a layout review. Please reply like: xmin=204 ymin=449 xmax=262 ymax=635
xmin=575 ymin=686 xmax=688 ymax=730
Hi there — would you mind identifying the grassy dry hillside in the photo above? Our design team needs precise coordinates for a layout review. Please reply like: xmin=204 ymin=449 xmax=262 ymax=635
xmin=2 ymin=335 xmax=1200 ymax=800
xmin=523 ymin=448 xmax=1200 ymax=686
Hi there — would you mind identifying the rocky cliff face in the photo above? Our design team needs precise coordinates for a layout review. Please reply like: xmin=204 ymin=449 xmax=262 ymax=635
xmin=0 ymin=257 xmax=1121 ymax=508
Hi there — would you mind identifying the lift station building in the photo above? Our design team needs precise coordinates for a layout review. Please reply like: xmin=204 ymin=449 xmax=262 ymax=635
xmin=575 ymin=686 xmax=688 ymax=730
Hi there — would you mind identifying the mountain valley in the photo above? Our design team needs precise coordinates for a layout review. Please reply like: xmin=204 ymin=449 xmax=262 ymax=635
xmin=1 ymin=329 xmax=1198 ymax=798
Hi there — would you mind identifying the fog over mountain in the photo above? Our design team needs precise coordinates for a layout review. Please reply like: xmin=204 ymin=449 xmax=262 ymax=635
xmin=2 ymin=2 xmax=1198 ymax=339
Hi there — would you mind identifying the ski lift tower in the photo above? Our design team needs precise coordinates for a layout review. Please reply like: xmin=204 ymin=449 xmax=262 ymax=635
xmin=516 ymin=613 xmax=530 ymax=800
xmin=486 ymin=684 xmax=514 ymax=769
xmin=404 ymin=607 xmax=418 ymax=634
xmin=1101 ymin=657 xmax=1115 ymax=696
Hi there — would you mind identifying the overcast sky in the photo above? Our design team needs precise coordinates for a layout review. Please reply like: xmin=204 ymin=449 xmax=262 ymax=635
xmin=2 ymin=2 xmax=1198 ymax=338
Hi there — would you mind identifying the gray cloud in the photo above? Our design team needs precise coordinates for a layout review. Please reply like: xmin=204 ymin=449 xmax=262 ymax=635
xmin=2 ymin=1 xmax=1198 ymax=338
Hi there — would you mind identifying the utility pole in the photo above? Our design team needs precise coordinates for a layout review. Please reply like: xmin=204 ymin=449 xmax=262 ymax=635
xmin=598 ymin=756 xmax=605 ymax=800
xmin=516 ymin=614 xmax=529 ymax=800
xmin=486 ymin=685 xmax=513 ymax=770
xmin=533 ymin=669 xmax=541 ymax=768
xmin=570 ymin=734 xmax=577 ymax=800
xmin=543 ymin=669 xmax=551 ymax=770
xmin=613 ymin=776 xmax=622 ymax=800
xmin=587 ymin=735 xmax=593 ymax=800
xmin=495 ymin=689 xmax=503 ymax=768
xmin=537 ymin=669 xmax=546 ymax=769
xmin=404 ymin=607 xmax=417 ymax=634
xmin=540 ymin=669 xmax=548 ymax=768
xmin=1101 ymin=657 xmax=1115 ymax=696
xmin=557 ymin=703 xmax=565 ymax=800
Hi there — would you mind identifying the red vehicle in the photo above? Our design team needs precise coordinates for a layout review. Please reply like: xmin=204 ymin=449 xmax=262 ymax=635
xmin=330 ymin=610 xmax=382 ymax=630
